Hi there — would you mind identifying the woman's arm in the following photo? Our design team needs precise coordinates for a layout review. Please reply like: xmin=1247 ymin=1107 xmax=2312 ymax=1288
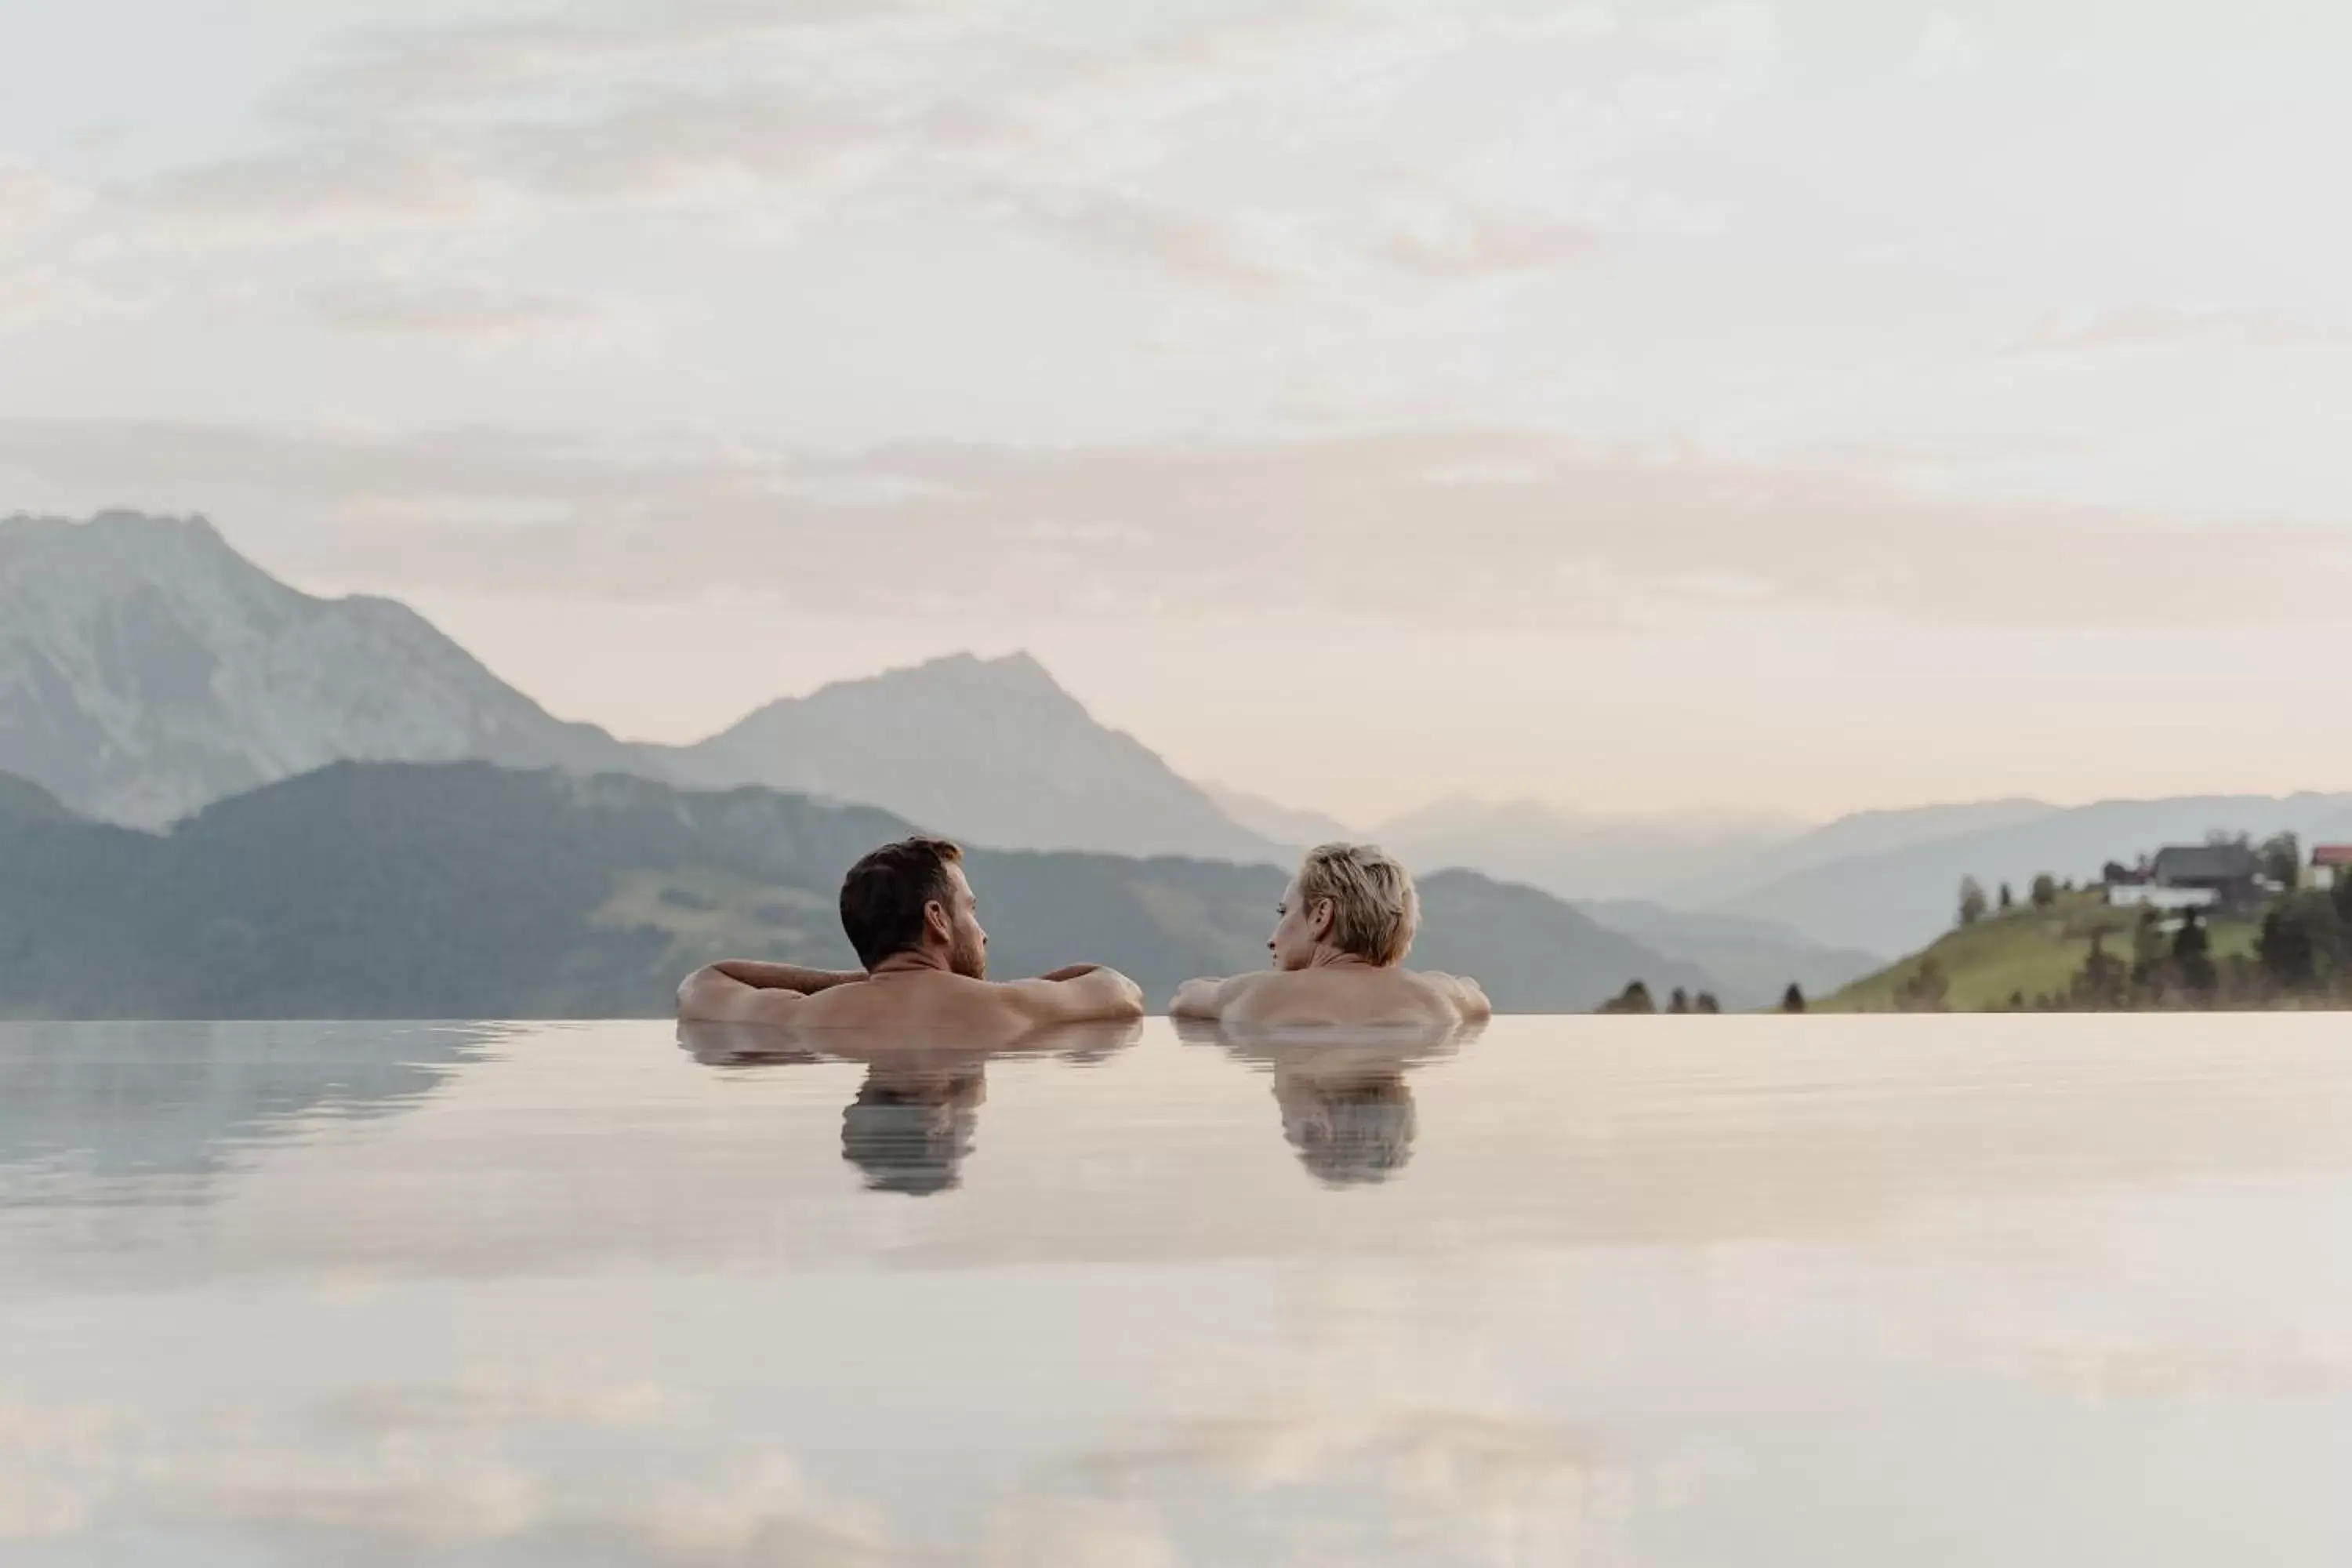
xmin=1169 ymin=974 xmax=1266 ymax=1020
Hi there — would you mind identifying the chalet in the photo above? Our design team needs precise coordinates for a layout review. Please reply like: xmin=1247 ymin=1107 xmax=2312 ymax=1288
xmin=2312 ymin=845 xmax=2352 ymax=889
xmin=2106 ymin=882 xmax=2220 ymax=913
xmin=2149 ymin=842 xmax=2260 ymax=908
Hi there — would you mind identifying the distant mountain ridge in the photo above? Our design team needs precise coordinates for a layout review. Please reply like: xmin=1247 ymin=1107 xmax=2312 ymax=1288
xmin=671 ymin=652 xmax=1278 ymax=863
xmin=17 ymin=511 xmax=2352 ymax=968
xmin=0 ymin=762 xmax=1710 ymax=1018
xmin=1570 ymin=899 xmax=1882 ymax=1009
xmin=0 ymin=511 xmax=637 ymax=828
xmin=1361 ymin=794 xmax=1878 ymax=998
xmin=1658 ymin=798 xmax=2063 ymax=908
xmin=1 ymin=514 xmax=1278 ymax=862
xmin=1376 ymin=796 xmax=1802 ymax=906
xmin=1200 ymin=781 xmax=1359 ymax=850
xmin=1719 ymin=793 xmax=2352 ymax=954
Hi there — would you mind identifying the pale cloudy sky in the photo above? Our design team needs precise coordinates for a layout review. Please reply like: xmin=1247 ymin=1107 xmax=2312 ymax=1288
xmin=2 ymin=0 xmax=2349 ymax=823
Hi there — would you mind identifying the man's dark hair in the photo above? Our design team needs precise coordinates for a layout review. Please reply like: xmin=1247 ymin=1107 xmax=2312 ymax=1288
xmin=839 ymin=836 xmax=964 ymax=969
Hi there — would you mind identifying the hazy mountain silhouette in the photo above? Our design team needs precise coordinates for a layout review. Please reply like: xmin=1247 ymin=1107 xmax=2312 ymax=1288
xmin=1570 ymin=900 xmax=1882 ymax=1009
xmin=1654 ymin=798 xmax=2063 ymax=907
xmin=4 ymin=515 xmax=1280 ymax=862
xmin=0 ymin=763 xmax=1707 ymax=1018
xmin=1376 ymin=796 xmax=1802 ymax=905
xmin=27 ymin=511 xmax=2334 ymax=967
xmin=0 ymin=511 xmax=639 ymax=827
xmin=670 ymin=652 xmax=1279 ymax=862
xmin=0 ymin=771 xmax=76 ymax=826
xmin=1200 ymin=781 xmax=1359 ymax=850
xmin=1717 ymin=793 xmax=2352 ymax=953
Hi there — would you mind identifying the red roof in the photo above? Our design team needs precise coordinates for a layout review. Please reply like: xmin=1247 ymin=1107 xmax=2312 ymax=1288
xmin=2313 ymin=846 xmax=2352 ymax=866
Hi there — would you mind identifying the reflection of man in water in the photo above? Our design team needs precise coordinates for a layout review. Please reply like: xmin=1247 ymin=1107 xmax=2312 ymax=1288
xmin=840 ymin=1066 xmax=986 ymax=1196
xmin=1179 ymin=1020 xmax=1478 ymax=1189
xmin=679 ymin=1018 xmax=1142 ymax=1196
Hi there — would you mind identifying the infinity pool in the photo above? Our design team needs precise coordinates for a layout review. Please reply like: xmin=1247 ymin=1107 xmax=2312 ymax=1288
xmin=6 ymin=1015 xmax=2352 ymax=1564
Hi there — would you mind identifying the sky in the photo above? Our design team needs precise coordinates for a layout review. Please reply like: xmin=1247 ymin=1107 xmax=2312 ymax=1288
xmin=2 ymin=0 xmax=2349 ymax=825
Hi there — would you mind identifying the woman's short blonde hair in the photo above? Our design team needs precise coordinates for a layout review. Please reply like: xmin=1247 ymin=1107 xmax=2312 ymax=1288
xmin=1297 ymin=842 xmax=1420 ymax=966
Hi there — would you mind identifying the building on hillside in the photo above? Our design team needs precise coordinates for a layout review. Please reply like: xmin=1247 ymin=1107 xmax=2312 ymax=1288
xmin=2147 ymin=842 xmax=2260 ymax=909
xmin=2311 ymin=844 xmax=2352 ymax=890
xmin=2105 ymin=883 xmax=2221 ymax=914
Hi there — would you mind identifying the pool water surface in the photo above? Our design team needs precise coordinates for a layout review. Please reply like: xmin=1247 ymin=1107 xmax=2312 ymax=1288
xmin=5 ymin=1014 xmax=2352 ymax=1565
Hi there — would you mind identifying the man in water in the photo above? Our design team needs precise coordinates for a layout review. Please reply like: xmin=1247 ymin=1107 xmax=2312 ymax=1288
xmin=676 ymin=836 xmax=1145 ymax=1036
xmin=1168 ymin=843 xmax=1493 ymax=1027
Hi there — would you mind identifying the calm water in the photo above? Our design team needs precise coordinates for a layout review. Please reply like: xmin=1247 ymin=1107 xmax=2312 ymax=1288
xmin=7 ymin=1014 xmax=2352 ymax=1565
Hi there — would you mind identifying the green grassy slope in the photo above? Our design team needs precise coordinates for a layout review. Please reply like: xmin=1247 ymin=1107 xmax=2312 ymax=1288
xmin=1822 ymin=893 xmax=2259 ymax=1012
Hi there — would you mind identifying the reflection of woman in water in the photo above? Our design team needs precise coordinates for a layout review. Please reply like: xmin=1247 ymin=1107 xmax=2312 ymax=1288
xmin=1179 ymin=1020 xmax=1479 ymax=1189
xmin=677 ymin=1018 xmax=1142 ymax=1196
xmin=1275 ymin=1062 xmax=1417 ymax=1186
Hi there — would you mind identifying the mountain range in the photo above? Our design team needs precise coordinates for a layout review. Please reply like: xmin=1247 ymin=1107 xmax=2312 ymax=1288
xmin=0 ymin=510 xmax=1870 ymax=1000
xmin=11 ymin=509 xmax=2343 ymax=999
xmin=1716 ymin=793 xmax=2352 ymax=955
xmin=0 ymin=511 xmax=633 ymax=829
xmin=673 ymin=652 xmax=1272 ymax=861
xmin=1200 ymin=780 xmax=1359 ymax=851
xmin=1375 ymin=797 xmax=1802 ymax=906
xmin=0 ymin=763 xmax=1711 ymax=1018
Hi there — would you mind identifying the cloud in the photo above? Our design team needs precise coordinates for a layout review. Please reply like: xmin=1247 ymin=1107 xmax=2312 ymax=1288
xmin=164 ymin=1450 xmax=545 ymax=1541
xmin=0 ymin=1378 xmax=892 ymax=1566
xmin=0 ymin=1402 xmax=118 ymax=1541
xmin=312 ymin=281 xmax=659 ymax=350
xmin=1986 ymin=1333 xmax=2352 ymax=1406
xmin=147 ymin=1436 xmax=901 ymax=1567
xmin=0 ymin=266 xmax=124 ymax=332
xmin=5 ymin=419 xmax=2347 ymax=634
xmin=1913 ymin=13 xmax=1985 ymax=78
xmin=135 ymin=2 xmax=947 ymax=241
xmin=272 ymin=0 xmax=945 ymax=117
xmin=993 ymin=184 xmax=1303 ymax=292
xmin=123 ymin=0 xmax=1743 ymax=296
xmin=2020 ymin=307 xmax=2352 ymax=359
xmin=143 ymin=140 xmax=499 ymax=238
xmin=314 ymin=1377 xmax=692 ymax=1434
xmin=486 ymin=88 xmax=906 ymax=208
xmin=1374 ymin=205 xmax=1605 ymax=281
xmin=1043 ymin=1332 xmax=1637 ymax=1565
xmin=0 ymin=165 xmax=116 ymax=332
xmin=982 ymin=1497 xmax=1181 ymax=1568
xmin=0 ymin=158 xmax=87 ymax=242
xmin=623 ymin=1454 xmax=899 ymax=1568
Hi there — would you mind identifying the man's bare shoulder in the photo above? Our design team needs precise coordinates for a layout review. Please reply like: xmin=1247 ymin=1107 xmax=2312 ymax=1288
xmin=793 ymin=971 xmax=1004 ymax=1025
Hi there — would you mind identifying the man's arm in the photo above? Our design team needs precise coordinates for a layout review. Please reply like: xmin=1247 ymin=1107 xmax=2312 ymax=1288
xmin=711 ymin=960 xmax=866 ymax=993
xmin=1003 ymin=966 xmax=1146 ymax=1025
xmin=675 ymin=960 xmax=862 ymax=1025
